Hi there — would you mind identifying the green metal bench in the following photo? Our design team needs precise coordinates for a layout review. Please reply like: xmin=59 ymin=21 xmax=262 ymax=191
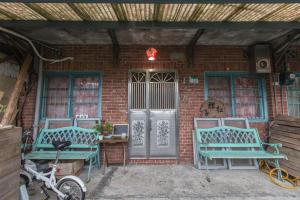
xmin=196 ymin=126 xmax=287 ymax=171
xmin=25 ymin=126 xmax=100 ymax=182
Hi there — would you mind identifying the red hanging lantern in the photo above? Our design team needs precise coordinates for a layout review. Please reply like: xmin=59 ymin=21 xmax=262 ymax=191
xmin=146 ymin=48 xmax=158 ymax=61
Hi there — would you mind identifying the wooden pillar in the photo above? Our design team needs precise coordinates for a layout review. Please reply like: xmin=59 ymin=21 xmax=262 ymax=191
xmin=1 ymin=54 xmax=32 ymax=126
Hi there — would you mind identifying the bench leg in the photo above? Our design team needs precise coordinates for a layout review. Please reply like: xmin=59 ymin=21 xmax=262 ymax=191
xmin=197 ymin=157 xmax=201 ymax=170
xmin=205 ymin=157 xmax=211 ymax=182
xmin=97 ymin=153 xmax=101 ymax=169
xmin=196 ymin=152 xmax=201 ymax=169
xmin=205 ymin=157 xmax=208 ymax=173
xmin=274 ymin=159 xmax=283 ymax=181
xmin=87 ymin=159 xmax=92 ymax=183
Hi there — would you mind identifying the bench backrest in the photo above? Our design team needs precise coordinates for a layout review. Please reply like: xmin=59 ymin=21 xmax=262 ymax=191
xmin=35 ymin=126 xmax=99 ymax=150
xmin=196 ymin=126 xmax=262 ymax=148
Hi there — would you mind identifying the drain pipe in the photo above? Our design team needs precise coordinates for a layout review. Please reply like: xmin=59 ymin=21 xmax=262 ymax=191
xmin=32 ymin=52 xmax=43 ymax=140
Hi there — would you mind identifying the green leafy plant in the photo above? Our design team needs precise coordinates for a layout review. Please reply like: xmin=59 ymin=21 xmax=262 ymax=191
xmin=93 ymin=119 xmax=113 ymax=135
xmin=103 ymin=122 xmax=113 ymax=133
xmin=93 ymin=123 xmax=103 ymax=134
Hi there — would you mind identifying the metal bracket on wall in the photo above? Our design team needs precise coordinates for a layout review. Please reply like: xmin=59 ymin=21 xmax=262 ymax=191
xmin=186 ymin=29 xmax=204 ymax=68
xmin=107 ymin=29 xmax=120 ymax=68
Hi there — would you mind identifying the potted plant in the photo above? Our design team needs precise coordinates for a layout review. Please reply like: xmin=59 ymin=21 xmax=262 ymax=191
xmin=93 ymin=120 xmax=113 ymax=140
xmin=102 ymin=122 xmax=113 ymax=137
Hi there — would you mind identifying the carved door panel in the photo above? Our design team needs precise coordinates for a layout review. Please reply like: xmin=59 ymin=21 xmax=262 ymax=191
xmin=129 ymin=111 xmax=147 ymax=157
xmin=150 ymin=111 xmax=176 ymax=157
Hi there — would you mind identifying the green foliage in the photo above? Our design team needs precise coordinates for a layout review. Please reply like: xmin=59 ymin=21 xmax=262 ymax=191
xmin=93 ymin=120 xmax=113 ymax=134
xmin=93 ymin=123 xmax=103 ymax=133
xmin=103 ymin=122 xmax=113 ymax=133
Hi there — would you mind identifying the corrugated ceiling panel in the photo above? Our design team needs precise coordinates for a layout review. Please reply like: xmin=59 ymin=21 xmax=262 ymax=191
xmin=263 ymin=4 xmax=300 ymax=21
xmin=123 ymin=4 xmax=154 ymax=21
xmin=0 ymin=3 xmax=45 ymax=20
xmin=194 ymin=4 xmax=240 ymax=21
xmin=33 ymin=3 xmax=82 ymax=21
xmin=73 ymin=3 xmax=117 ymax=21
xmin=160 ymin=4 xmax=197 ymax=21
xmin=228 ymin=4 xmax=284 ymax=21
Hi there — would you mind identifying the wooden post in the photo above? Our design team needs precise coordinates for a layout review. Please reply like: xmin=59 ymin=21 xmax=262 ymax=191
xmin=0 ymin=54 xmax=32 ymax=126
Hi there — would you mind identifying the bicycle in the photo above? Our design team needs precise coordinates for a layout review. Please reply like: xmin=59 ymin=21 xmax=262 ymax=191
xmin=21 ymin=132 xmax=87 ymax=200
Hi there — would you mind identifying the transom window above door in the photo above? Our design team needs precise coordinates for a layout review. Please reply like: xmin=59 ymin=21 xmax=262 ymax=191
xmin=41 ymin=72 xmax=101 ymax=119
xmin=204 ymin=72 xmax=268 ymax=122
xmin=129 ymin=71 xmax=177 ymax=110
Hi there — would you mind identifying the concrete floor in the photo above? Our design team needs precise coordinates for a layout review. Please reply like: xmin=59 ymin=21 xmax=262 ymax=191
xmin=29 ymin=165 xmax=300 ymax=200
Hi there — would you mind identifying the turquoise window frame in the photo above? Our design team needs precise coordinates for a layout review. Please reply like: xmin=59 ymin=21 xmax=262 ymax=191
xmin=204 ymin=71 xmax=268 ymax=122
xmin=286 ymin=73 xmax=300 ymax=117
xmin=40 ymin=71 xmax=102 ymax=120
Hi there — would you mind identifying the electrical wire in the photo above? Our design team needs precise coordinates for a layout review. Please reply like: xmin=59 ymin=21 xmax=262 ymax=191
xmin=0 ymin=27 xmax=73 ymax=64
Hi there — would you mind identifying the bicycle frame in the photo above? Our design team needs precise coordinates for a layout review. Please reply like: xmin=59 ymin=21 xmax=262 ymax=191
xmin=21 ymin=133 xmax=86 ymax=200
xmin=23 ymin=151 xmax=67 ymax=199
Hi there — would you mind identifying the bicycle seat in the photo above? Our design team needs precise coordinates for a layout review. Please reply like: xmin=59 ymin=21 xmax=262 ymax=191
xmin=52 ymin=140 xmax=71 ymax=150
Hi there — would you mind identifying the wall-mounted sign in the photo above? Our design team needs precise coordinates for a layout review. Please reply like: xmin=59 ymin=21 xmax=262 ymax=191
xmin=75 ymin=114 xmax=88 ymax=119
xmin=189 ymin=76 xmax=199 ymax=84
xmin=183 ymin=76 xmax=199 ymax=85
xmin=200 ymin=98 xmax=226 ymax=118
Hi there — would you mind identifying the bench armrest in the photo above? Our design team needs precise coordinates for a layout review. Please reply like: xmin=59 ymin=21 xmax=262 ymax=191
xmin=262 ymin=142 xmax=282 ymax=154
xmin=262 ymin=143 xmax=282 ymax=148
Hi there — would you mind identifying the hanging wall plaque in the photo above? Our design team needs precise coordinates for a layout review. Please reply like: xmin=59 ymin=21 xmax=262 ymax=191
xmin=200 ymin=98 xmax=226 ymax=118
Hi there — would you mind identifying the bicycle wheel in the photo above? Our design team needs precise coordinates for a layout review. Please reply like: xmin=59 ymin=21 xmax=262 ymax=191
xmin=56 ymin=178 xmax=85 ymax=200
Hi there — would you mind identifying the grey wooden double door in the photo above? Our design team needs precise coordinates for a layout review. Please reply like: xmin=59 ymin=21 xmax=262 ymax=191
xmin=128 ymin=71 xmax=178 ymax=158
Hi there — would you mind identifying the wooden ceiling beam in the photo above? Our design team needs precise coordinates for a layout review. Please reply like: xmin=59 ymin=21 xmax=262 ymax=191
xmin=1 ymin=21 xmax=300 ymax=29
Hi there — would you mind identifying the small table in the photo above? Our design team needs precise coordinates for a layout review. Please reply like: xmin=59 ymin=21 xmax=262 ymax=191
xmin=97 ymin=137 xmax=128 ymax=174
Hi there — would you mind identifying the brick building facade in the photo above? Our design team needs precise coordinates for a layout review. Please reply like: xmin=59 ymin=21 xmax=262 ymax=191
xmin=20 ymin=45 xmax=300 ymax=165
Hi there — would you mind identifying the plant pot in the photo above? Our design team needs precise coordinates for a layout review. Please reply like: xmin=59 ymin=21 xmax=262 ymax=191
xmin=103 ymin=135 xmax=112 ymax=140
xmin=102 ymin=131 xmax=109 ymax=136
xmin=99 ymin=135 xmax=103 ymax=140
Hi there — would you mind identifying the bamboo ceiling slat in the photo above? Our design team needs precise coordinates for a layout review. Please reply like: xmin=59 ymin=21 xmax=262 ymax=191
xmin=112 ymin=4 xmax=127 ymax=21
xmin=0 ymin=2 xmax=299 ymax=22
xmin=0 ymin=3 xmax=45 ymax=20
xmin=228 ymin=4 xmax=284 ymax=21
xmin=263 ymin=4 xmax=300 ymax=21
xmin=32 ymin=3 xmax=82 ymax=21
xmin=74 ymin=3 xmax=117 ymax=21
xmin=193 ymin=4 xmax=240 ymax=21
xmin=123 ymin=4 xmax=154 ymax=21
xmin=0 ymin=12 xmax=10 ymax=20
xmin=160 ymin=4 xmax=197 ymax=21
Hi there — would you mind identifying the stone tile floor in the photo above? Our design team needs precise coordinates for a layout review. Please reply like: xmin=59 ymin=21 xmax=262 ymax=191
xmin=29 ymin=165 xmax=300 ymax=200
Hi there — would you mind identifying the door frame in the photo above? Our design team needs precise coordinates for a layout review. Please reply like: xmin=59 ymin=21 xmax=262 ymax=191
xmin=128 ymin=69 xmax=180 ymax=159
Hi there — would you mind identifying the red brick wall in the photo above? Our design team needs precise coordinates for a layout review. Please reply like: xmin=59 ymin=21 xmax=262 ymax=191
xmin=21 ymin=45 xmax=300 ymax=165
